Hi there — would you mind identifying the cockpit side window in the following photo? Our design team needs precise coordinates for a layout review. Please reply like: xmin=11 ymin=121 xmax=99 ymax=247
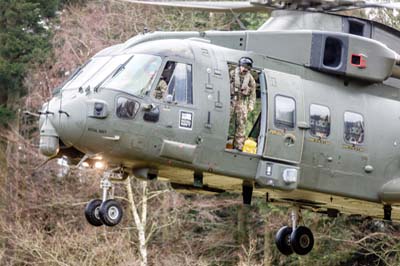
xmin=153 ymin=61 xmax=193 ymax=104
xmin=116 ymin=97 xmax=140 ymax=119
xmin=171 ymin=63 xmax=193 ymax=104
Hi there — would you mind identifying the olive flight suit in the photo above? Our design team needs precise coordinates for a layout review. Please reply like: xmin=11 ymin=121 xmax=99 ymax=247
xmin=153 ymin=79 xmax=168 ymax=100
xmin=230 ymin=67 xmax=256 ymax=150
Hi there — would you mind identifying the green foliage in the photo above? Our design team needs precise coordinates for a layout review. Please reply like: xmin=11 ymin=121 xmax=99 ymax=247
xmin=0 ymin=0 xmax=60 ymax=123
xmin=368 ymin=8 xmax=400 ymax=30
xmin=159 ymin=8 xmax=269 ymax=32
xmin=0 ymin=105 xmax=14 ymax=126
xmin=27 ymin=0 xmax=60 ymax=18
xmin=235 ymin=12 xmax=270 ymax=30
xmin=60 ymin=0 xmax=87 ymax=6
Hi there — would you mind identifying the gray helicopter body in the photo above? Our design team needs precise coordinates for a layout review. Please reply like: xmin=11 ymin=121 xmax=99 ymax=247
xmin=39 ymin=5 xmax=400 ymax=255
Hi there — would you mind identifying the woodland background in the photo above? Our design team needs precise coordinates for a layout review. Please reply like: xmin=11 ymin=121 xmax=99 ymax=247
xmin=1 ymin=0 xmax=400 ymax=265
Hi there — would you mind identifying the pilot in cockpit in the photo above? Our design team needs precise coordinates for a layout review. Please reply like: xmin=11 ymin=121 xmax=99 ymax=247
xmin=153 ymin=61 xmax=176 ymax=100
xmin=154 ymin=76 xmax=168 ymax=99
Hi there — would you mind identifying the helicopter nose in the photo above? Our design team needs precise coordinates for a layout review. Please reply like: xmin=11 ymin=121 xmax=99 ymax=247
xmin=39 ymin=117 xmax=59 ymax=157
xmin=39 ymin=95 xmax=88 ymax=157
xmin=55 ymin=95 xmax=88 ymax=147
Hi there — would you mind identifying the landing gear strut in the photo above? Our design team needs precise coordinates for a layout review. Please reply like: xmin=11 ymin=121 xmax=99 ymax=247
xmin=275 ymin=207 xmax=314 ymax=256
xmin=242 ymin=181 xmax=253 ymax=205
xmin=84 ymin=171 xmax=124 ymax=227
xmin=384 ymin=204 xmax=392 ymax=221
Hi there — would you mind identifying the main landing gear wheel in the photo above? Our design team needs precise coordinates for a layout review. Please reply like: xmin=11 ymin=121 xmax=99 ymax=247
xmin=275 ymin=207 xmax=314 ymax=256
xmin=85 ymin=170 xmax=125 ymax=227
xmin=275 ymin=226 xmax=294 ymax=256
xmin=85 ymin=199 xmax=103 ymax=227
xmin=290 ymin=226 xmax=314 ymax=255
xmin=99 ymin=199 xmax=123 ymax=227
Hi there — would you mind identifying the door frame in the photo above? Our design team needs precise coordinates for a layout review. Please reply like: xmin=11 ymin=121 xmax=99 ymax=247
xmin=263 ymin=69 xmax=305 ymax=164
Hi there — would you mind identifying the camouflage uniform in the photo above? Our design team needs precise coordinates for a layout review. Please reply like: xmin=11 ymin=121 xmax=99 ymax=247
xmin=230 ymin=67 xmax=256 ymax=150
xmin=153 ymin=79 xmax=168 ymax=100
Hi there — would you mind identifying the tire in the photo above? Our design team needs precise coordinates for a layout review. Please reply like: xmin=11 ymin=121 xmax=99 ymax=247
xmin=99 ymin=199 xmax=123 ymax=226
xmin=275 ymin=226 xmax=293 ymax=256
xmin=290 ymin=226 xmax=314 ymax=255
xmin=84 ymin=199 xmax=103 ymax=227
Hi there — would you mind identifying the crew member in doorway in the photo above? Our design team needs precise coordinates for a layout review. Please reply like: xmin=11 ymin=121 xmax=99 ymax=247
xmin=230 ymin=57 xmax=256 ymax=151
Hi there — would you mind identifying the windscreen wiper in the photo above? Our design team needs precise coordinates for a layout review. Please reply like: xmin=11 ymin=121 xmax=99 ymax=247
xmin=93 ymin=55 xmax=134 ymax=91
xmin=111 ymin=55 xmax=134 ymax=79
xmin=52 ymin=66 xmax=83 ymax=96
xmin=59 ymin=60 xmax=91 ymax=91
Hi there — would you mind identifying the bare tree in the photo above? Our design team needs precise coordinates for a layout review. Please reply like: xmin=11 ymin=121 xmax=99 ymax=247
xmin=125 ymin=177 xmax=174 ymax=266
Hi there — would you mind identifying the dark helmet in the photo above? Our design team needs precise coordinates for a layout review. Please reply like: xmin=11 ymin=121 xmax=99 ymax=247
xmin=239 ymin=57 xmax=253 ymax=69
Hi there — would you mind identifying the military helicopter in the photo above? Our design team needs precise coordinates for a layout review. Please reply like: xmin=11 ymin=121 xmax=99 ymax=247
xmin=38 ymin=0 xmax=400 ymax=256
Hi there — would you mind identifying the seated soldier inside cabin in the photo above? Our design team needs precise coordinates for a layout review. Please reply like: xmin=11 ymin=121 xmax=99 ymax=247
xmin=153 ymin=76 xmax=168 ymax=100
xmin=153 ymin=62 xmax=175 ymax=100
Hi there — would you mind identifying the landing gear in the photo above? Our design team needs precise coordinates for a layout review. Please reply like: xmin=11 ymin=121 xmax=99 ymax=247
xmin=193 ymin=171 xmax=203 ymax=188
xmin=275 ymin=207 xmax=314 ymax=256
xmin=84 ymin=171 xmax=124 ymax=227
xmin=290 ymin=226 xmax=314 ymax=255
xmin=99 ymin=199 xmax=123 ymax=226
xmin=84 ymin=199 xmax=103 ymax=226
xmin=275 ymin=226 xmax=293 ymax=255
xmin=384 ymin=204 xmax=392 ymax=221
xmin=242 ymin=181 xmax=253 ymax=205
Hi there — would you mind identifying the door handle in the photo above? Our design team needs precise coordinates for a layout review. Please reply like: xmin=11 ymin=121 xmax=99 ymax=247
xmin=102 ymin=135 xmax=120 ymax=141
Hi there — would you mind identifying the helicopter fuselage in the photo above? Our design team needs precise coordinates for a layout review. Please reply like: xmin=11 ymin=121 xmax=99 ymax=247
xmin=39 ymin=10 xmax=400 ymax=218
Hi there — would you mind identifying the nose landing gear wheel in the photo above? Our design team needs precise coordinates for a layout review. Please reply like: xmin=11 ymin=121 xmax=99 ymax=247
xmin=290 ymin=226 xmax=314 ymax=255
xmin=275 ymin=226 xmax=294 ymax=256
xmin=99 ymin=199 xmax=123 ymax=226
xmin=84 ymin=199 xmax=103 ymax=227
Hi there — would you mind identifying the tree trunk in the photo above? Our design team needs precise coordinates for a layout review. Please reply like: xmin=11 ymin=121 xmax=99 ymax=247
xmin=137 ymin=223 xmax=147 ymax=266
xmin=5 ymin=93 xmax=21 ymax=217
xmin=237 ymin=204 xmax=250 ymax=245
xmin=161 ymin=194 xmax=172 ymax=242
xmin=126 ymin=177 xmax=148 ymax=266
xmin=263 ymin=221 xmax=273 ymax=266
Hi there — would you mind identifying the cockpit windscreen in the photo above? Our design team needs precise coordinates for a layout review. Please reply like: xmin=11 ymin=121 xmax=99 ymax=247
xmin=103 ymin=54 xmax=162 ymax=96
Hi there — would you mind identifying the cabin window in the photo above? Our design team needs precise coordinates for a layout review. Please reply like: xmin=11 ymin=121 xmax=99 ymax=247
xmin=344 ymin=112 xmax=365 ymax=145
xmin=116 ymin=97 xmax=139 ymax=119
xmin=310 ymin=104 xmax=331 ymax=138
xmin=275 ymin=95 xmax=295 ymax=129
xmin=323 ymin=37 xmax=343 ymax=68
xmin=153 ymin=61 xmax=193 ymax=104
xmin=343 ymin=18 xmax=371 ymax=38
xmin=349 ymin=21 xmax=365 ymax=36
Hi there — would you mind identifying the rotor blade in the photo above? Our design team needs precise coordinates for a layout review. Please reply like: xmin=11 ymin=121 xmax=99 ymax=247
xmin=120 ymin=0 xmax=270 ymax=12
xmin=363 ymin=2 xmax=400 ymax=10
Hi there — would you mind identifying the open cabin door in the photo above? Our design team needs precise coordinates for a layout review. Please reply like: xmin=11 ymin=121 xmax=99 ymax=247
xmin=263 ymin=70 xmax=305 ymax=164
